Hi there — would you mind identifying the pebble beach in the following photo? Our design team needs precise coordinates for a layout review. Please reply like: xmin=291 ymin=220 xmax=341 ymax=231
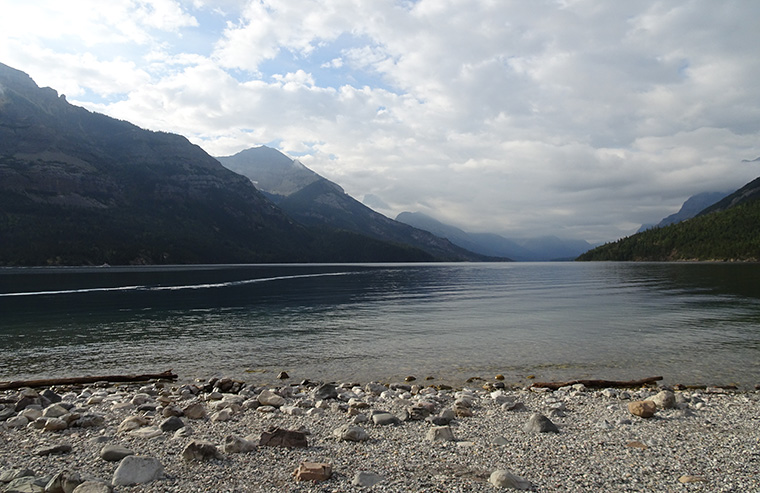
xmin=1 ymin=375 xmax=759 ymax=492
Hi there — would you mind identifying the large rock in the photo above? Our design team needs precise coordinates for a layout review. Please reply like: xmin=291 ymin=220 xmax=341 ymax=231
xmin=73 ymin=414 xmax=105 ymax=428
xmin=100 ymin=444 xmax=134 ymax=462
xmin=371 ymin=412 xmax=401 ymax=426
xmin=182 ymin=402 xmax=207 ymax=420
xmin=332 ymin=424 xmax=369 ymax=442
xmin=44 ymin=470 xmax=83 ymax=493
xmin=293 ymin=462 xmax=332 ymax=482
xmin=159 ymin=416 xmax=184 ymax=432
xmin=352 ymin=471 xmax=383 ymax=487
xmin=117 ymin=415 xmax=149 ymax=433
xmin=489 ymin=469 xmax=532 ymax=489
xmin=35 ymin=443 xmax=73 ymax=456
xmin=0 ymin=468 xmax=35 ymax=483
xmin=222 ymin=434 xmax=257 ymax=454
xmin=649 ymin=390 xmax=676 ymax=410
xmin=42 ymin=404 xmax=69 ymax=418
xmin=71 ymin=481 xmax=113 ymax=493
xmin=257 ymin=389 xmax=285 ymax=407
xmin=313 ymin=383 xmax=338 ymax=400
xmin=129 ymin=426 xmax=162 ymax=439
xmin=523 ymin=413 xmax=559 ymax=433
xmin=43 ymin=418 xmax=69 ymax=431
xmin=628 ymin=400 xmax=657 ymax=418
xmin=426 ymin=425 xmax=455 ymax=442
xmin=111 ymin=456 xmax=163 ymax=486
xmin=259 ymin=427 xmax=308 ymax=448
xmin=181 ymin=440 xmax=224 ymax=461
xmin=3 ymin=475 xmax=47 ymax=493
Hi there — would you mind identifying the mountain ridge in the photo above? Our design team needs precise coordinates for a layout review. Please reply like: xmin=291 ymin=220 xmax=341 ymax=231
xmin=0 ymin=62 xmax=441 ymax=265
xmin=217 ymin=147 xmax=496 ymax=261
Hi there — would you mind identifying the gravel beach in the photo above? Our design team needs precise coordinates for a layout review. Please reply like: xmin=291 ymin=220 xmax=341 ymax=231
xmin=1 ymin=375 xmax=758 ymax=492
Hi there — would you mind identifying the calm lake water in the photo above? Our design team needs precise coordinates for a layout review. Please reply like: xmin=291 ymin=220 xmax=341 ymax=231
xmin=1 ymin=262 xmax=759 ymax=389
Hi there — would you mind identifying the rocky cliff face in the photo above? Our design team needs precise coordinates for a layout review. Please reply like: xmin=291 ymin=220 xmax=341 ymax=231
xmin=0 ymin=62 xmax=310 ymax=265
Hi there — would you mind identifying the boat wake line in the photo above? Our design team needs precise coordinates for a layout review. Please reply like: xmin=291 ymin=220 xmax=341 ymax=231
xmin=0 ymin=271 xmax=356 ymax=298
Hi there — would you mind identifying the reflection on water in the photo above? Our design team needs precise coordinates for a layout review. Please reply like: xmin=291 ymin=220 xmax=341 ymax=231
xmin=1 ymin=262 xmax=759 ymax=388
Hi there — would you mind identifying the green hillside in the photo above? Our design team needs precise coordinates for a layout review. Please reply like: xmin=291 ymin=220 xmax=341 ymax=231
xmin=577 ymin=192 xmax=760 ymax=261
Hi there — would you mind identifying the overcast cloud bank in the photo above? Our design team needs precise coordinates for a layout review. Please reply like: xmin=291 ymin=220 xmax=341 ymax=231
xmin=2 ymin=0 xmax=759 ymax=242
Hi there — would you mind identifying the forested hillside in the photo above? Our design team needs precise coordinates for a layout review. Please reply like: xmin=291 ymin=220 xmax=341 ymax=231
xmin=577 ymin=195 xmax=760 ymax=261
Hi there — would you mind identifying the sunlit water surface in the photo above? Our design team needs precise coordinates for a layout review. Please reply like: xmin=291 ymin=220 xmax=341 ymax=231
xmin=1 ymin=262 xmax=759 ymax=388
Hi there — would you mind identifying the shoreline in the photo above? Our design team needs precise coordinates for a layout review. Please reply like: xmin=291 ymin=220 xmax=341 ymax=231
xmin=1 ymin=375 xmax=759 ymax=492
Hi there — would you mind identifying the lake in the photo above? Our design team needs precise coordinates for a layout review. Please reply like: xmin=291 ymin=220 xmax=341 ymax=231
xmin=1 ymin=262 xmax=759 ymax=389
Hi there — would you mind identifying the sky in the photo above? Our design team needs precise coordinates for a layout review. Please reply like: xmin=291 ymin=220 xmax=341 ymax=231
xmin=2 ymin=0 xmax=760 ymax=244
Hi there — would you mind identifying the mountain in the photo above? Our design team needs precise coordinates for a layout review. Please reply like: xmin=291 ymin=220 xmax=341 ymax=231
xmin=0 ymin=62 xmax=436 ymax=265
xmin=577 ymin=176 xmax=760 ymax=261
xmin=217 ymin=146 xmax=320 ymax=197
xmin=218 ymin=148 xmax=493 ymax=261
xmin=396 ymin=211 xmax=592 ymax=261
xmin=638 ymin=191 xmax=728 ymax=232
xmin=698 ymin=176 xmax=760 ymax=215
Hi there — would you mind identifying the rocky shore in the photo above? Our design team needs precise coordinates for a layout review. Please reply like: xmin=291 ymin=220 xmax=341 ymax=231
xmin=1 ymin=375 xmax=758 ymax=492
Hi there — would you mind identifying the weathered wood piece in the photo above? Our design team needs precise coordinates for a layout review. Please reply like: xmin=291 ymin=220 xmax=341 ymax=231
xmin=0 ymin=370 xmax=178 ymax=391
xmin=530 ymin=376 xmax=663 ymax=391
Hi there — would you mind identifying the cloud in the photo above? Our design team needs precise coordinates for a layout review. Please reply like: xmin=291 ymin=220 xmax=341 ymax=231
xmin=3 ymin=0 xmax=760 ymax=243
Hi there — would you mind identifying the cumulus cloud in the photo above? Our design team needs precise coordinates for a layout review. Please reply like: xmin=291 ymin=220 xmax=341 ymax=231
xmin=2 ymin=0 xmax=760 ymax=243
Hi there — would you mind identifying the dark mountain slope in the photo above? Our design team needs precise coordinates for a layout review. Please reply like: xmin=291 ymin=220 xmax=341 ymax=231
xmin=0 ymin=62 xmax=431 ymax=265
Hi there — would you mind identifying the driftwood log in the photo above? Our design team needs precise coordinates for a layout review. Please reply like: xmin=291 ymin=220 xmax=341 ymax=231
xmin=0 ymin=370 xmax=178 ymax=391
xmin=530 ymin=376 xmax=663 ymax=391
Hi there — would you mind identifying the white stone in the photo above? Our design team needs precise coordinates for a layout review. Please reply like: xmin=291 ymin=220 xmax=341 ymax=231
xmin=130 ymin=394 xmax=151 ymax=406
xmin=43 ymin=404 xmax=70 ymax=418
xmin=4 ymin=416 xmax=29 ymax=428
xmin=257 ymin=390 xmax=285 ymax=407
xmin=118 ymin=415 xmax=150 ymax=433
xmin=489 ymin=469 xmax=532 ymax=489
xmin=43 ymin=418 xmax=69 ymax=431
xmin=426 ymin=426 xmax=455 ymax=442
xmin=333 ymin=424 xmax=369 ymax=442
xmin=352 ymin=471 xmax=383 ymax=487
xmin=112 ymin=456 xmax=163 ymax=486
xmin=210 ymin=409 xmax=231 ymax=422
xmin=649 ymin=390 xmax=676 ymax=409
xmin=281 ymin=405 xmax=304 ymax=416
xmin=129 ymin=426 xmax=162 ymax=439
xmin=222 ymin=434 xmax=256 ymax=454
xmin=19 ymin=409 xmax=42 ymax=421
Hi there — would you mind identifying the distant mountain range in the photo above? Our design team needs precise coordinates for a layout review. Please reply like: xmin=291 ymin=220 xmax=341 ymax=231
xmin=579 ymin=176 xmax=760 ymax=261
xmin=395 ymin=212 xmax=593 ymax=261
xmin=0 ymin=62 xmax=474 ymax=265
xmin=217 ymin=147 xmax=494 ymax=261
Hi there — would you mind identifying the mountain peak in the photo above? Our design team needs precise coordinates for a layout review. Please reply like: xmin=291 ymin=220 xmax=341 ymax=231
xmin=217 ymin=146 xmax=320 ymax=196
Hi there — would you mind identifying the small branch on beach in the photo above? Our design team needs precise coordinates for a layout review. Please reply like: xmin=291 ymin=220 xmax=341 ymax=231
xmin=530 ymin=376 xmax=663 ymax=391
xmin=0 ymin=370 xmax=178 ymax=391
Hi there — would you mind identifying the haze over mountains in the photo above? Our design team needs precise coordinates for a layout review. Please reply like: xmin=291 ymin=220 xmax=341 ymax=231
xmin=395 ymin=211 xmax=593 ymax=261
xmin=217 ymin=147 xmax=492 ymax=262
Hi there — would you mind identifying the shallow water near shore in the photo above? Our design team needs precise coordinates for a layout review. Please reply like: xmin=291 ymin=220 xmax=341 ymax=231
xmin=1 ymin=262 xmax=759 ymax=388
